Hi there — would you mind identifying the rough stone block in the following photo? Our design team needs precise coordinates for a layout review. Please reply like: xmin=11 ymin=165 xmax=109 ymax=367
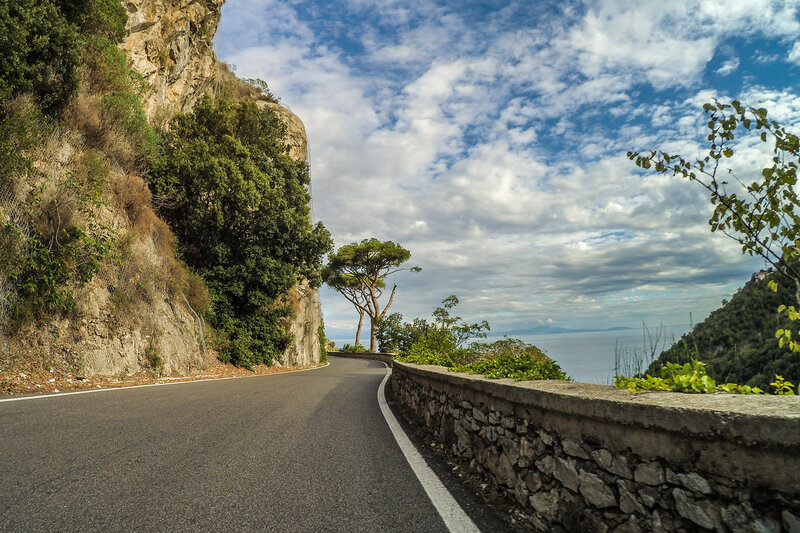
xmin=617 ymin=480 xmax=645 ymax=515
xmin=555 ymin=457 xmax=580 ymax=492
xmin=608 ymin=455 xmax=632 ymax=479
xmin=638 ymin=486 xmax=657 ymax=508
xmin=537 ymin=428 xmax=554 ymax=446
xmin=454 ymin=418 xmax=471 ymax=453
xmin=592 ymin=448 xmax=613 ymax=470
xmin=673 ymin=488 xmax=715 ymax=530
xmin=634 ymin=461 xmax=664 ymax=486
xmin=499 ymin=436 xmax=520 ymax=464
xmin=563 ymin=439 xmax=590 ymax=459
xmin=530 ymin=488 xmax=560 ymax=520
xmin=519 ymin=437 xmax=536 ymax=468
xmin=472 ymin=407 xmax=487 ymax=423
xmin=525 ymin=470 xmax=542 ymax=492
xmin=613 ymin=516 xmax=643 ymax=533
xmin=479 ymin=426 xmax=497 ymax=442
xmin=579 ymin=469 xmax=617 ymax=508
xmin=677 ymin=472 xmax=712 ymax=495
xmin=536 ymin=455 xmax=555 ymax=476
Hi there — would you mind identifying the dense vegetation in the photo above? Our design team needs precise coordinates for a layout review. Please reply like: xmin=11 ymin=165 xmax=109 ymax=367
xmin=0 ymin=0 xmax=137 ymax=325
xmin=383 ymin=296 xmax=568 ymax=381
xmin=647 ymin=271 xmax=800 ymax=390
xmin=148 ymin=97 xmax=331 ymax=368
xmin=0 ymin=0 xmax=82 ymax=115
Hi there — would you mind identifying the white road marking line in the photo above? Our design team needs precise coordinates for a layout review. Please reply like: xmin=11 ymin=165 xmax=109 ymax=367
xmin=377 ymin=364 xmax=482 ymax=533
xmin=0 ymin=362 xmax=331 ymax=403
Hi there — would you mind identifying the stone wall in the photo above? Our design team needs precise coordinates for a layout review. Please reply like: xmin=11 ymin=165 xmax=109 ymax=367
xmin=390 ymin=361 xmax=800 ymax=533
xmin=329 ymin=352 xmax=395 ymax=365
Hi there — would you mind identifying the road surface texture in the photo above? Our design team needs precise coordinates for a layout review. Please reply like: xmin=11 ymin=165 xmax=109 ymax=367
xmin=1 ymin=356 xmax=516 ymax=532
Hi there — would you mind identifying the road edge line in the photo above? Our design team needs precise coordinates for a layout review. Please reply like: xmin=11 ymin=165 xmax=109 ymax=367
xmin=0 ymin=362 xmax=331 ymax=403
xmin=377 ymin=363 xmax=481 ymax=533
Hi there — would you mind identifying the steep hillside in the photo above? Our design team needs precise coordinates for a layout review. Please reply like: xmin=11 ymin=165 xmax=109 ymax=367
xmin=0 ymin=0 xmax=326 ymax=389
xmin=649 ymin=270 xmax=800 ymax=389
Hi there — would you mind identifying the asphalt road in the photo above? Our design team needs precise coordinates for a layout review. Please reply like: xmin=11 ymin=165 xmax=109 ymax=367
xmin=0 ymin=356 xmax=508 ymax=532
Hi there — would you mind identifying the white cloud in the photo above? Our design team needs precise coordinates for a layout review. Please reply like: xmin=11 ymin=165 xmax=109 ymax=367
xmin=216 ymin=0 xmax=800 ymax=335
xmin=716 ymin=57 xmax=740 ymax=76
xmin=788 ymin=41 xmax=800 ymax=65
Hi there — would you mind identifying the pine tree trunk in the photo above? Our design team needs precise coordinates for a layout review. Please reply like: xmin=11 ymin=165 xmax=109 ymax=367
xmin=370 ymin=317 xmax=377 ymax=353
xmin=354 ymin=311 xmax=364 ymax=347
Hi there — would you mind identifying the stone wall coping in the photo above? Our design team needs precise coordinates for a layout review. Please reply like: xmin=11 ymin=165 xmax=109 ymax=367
xmin=392 ymin=360 xmax=800 ymax=449
xmin=329 ymin=352 xmax=395 ymax=365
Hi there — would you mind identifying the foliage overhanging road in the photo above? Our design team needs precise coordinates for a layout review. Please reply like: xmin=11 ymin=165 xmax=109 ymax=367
xmin=1 ymin=357 xmax=457 ymax=532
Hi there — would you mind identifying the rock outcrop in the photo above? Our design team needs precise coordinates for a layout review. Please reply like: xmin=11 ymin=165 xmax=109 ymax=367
xmin=121 ymin=0 xmax=224 ymax=117
xmin=281 ymin=280 xmax=322 ymax=367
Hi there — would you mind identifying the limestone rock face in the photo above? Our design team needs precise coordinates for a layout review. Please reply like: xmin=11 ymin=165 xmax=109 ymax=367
xmin=281 ymin=280 xmax=322 ymax=366
xmin=256 ymin=102 xmax=308 ymax=161
xmin=121 ymin=0 xmax=224 ymax=117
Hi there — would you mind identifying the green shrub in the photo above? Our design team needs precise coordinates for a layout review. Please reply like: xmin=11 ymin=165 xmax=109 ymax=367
xmin=81 ymin=35 xmax=160 ymax=169
xmin=395 ymin=339 xmax=567 ymax=381
xmin=5 ymin=161 xmax=113 ymax=323
xmin=0 ymin=96 xmax=47 ymax=188
xmin=0 ymin=0 xmax=82 ymax=115
xmin=318 ymin=322 xmax=327 ymax=363
xmin=59 ymin=0 xmax=127 ymax=42
xmin=615 ymin=360 xmax=765 ymax=394
xmin=143 ymin=340 xmax=165 ymax=375
xmin=397 ymin=345 xmax=455 ymax=367
xmin=341 ymin=343 xmax=368 ymax=353
xmin=451 ymin=354 xmax=568 ymax=381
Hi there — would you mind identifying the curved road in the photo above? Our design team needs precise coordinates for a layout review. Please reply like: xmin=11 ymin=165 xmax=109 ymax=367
xmin=0 ymin=356 xmax=511 ymax=532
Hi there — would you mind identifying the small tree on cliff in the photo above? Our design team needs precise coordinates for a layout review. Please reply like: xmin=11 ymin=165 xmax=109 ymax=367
xmin=324 ymin=239 xmax=420 ymax=352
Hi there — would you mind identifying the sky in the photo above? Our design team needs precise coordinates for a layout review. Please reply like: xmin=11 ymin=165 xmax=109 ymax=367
xmin=214 ymin=0 xmax=800 ymax=343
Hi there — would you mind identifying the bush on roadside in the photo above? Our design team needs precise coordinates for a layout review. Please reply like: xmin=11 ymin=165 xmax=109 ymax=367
xmin=391 ymin=298 xmax=568 ymax=381
xmin=340 ymin=343 xmax=368 ymax=353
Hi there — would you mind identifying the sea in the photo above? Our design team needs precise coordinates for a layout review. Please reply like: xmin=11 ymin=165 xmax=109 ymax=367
xmin=331 ymin=324 xmax=692 ymax=385
xmin=486 ymin=325 xmax=692 ymax=385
